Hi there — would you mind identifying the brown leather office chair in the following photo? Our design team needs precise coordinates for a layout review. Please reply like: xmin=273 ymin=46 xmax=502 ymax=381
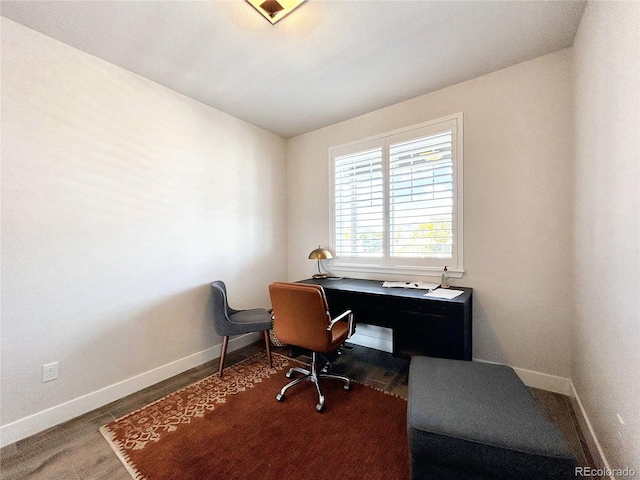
xmin=268 ymin=282 xmax=355 ymax=412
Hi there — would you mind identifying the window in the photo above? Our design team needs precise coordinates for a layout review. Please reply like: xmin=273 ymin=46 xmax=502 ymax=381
xmin=330 ymin=113 xmax=463 ymax=276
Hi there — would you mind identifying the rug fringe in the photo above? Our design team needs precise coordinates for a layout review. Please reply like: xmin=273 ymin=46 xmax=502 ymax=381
xmin=100 ymin=425 xmax=147 ymax=480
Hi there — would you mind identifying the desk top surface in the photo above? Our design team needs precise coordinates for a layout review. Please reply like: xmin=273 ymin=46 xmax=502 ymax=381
xmin=299 ymin=277 xmax=472 ymax=303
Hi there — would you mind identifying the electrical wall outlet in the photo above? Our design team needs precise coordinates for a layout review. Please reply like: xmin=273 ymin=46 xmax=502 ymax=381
xmin=42 ymin=362 xmax=58 ymax=383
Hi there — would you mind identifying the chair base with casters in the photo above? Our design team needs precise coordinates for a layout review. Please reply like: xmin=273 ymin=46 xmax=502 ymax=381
xmin=276 ymin=351 xmax=350 ymax=412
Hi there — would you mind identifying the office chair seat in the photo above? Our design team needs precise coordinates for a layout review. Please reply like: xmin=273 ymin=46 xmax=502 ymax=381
xmin=228 ymin=308 xmax=273 ymax=331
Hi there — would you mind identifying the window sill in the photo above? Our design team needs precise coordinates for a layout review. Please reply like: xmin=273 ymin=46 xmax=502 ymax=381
xmin=330 ymin=263 xmax=464 ymax=279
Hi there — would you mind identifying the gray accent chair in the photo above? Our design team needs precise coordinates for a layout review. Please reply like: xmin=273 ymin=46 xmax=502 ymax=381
xmin=210 ymin=281 xmax=272 ymax=377
xmin=407 ymin=356 xmax=576 ymax=480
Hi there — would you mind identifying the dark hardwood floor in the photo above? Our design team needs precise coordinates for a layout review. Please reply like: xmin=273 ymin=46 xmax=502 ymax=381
xmin=0 ymin=341 xmax=597 ymax=479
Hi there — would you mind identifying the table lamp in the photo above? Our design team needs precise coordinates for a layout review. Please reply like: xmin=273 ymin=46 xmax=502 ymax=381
xmin=308 ymin=246 xmax=333 ymax=279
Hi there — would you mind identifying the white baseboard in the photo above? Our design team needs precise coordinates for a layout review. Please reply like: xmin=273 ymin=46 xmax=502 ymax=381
xmin=569 ymin=381 xmax=615 ymax=480
xmin=511 ymin=366 xmax=573 ymax=396
xmin=473 ymin=358 xmax=614 ymax=480
xmin=0 ymin=333 xmax=260 ymax=448
xmin=0 ymin=338 xmax=614 ymax=480
xmin=472 ymin=357 xmax=572 ymax=396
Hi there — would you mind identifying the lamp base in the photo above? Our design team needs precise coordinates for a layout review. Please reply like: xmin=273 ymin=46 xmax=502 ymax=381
xmin=312 ymin=273 xmax=328 ymax=279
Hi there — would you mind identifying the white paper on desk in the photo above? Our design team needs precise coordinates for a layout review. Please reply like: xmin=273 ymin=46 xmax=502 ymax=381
xmin=424 ymin=289 xmax=464 ymax=299
xmin=382 ymin=281 xmax=440 ymax=291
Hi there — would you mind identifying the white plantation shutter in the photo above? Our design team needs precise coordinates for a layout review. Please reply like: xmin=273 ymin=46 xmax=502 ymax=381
xmin=334 ymin=145 xmax=384 ymax=257
xmin=389 ymin=131 xmax=453 ymax=259
xmin=330 ymin=113 xmax=463 ymax=274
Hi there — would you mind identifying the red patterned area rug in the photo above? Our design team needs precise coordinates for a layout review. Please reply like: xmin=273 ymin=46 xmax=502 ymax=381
xmin=100 ymin=352 xmax=409 ymax=480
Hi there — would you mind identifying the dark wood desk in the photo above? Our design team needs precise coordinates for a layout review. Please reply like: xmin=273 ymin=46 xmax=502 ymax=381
xmin=299 ymin=278 xmax=472 ymax=361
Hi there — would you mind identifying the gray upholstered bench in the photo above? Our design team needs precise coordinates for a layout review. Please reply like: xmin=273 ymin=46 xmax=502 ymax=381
xmin=407 ymin=356 xmax=576 ymax=480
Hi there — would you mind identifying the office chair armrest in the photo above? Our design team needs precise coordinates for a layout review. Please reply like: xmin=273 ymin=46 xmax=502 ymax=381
xmin=327 ymin=310 xmax=355 ymax=338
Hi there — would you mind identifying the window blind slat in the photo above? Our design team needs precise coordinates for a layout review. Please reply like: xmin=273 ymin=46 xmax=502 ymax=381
xmin=333 ymin=146 xmax=384 ymax=257
xmin=389 ymin=131 xmax=454 ymax=260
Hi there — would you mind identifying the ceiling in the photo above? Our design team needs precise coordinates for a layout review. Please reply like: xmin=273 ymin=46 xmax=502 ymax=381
xmin=1 ymin=0 xmax=586 ymax=138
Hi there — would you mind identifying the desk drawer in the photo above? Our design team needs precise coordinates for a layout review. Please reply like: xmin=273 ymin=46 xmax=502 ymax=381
xmin=394 ymin=312 xmax=465 ymax=360
xmin=397 ymin=298 xmax=448 ymax=317
xmin=326 ymin=291 xmax=397 ymax=328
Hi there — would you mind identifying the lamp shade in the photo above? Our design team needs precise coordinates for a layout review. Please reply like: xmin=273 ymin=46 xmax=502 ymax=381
xmin=308 ymin=247 xmax=333 ymax=260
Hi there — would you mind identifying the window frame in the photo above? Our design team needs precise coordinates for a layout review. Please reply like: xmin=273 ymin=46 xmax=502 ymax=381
xmin=329 ymin=113 xmax=464 ymax=278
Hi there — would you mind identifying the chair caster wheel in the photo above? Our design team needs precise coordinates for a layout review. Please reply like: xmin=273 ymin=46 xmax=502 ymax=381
xmin=344 ymin=384 xmax=350 ymax=390
xmin=316 ymin=403 xmax=325 ymax=413
xmin=276 ymin=393 xmax=285 ymax=402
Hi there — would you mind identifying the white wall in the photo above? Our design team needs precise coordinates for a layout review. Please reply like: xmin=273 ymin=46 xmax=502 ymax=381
xmin=3 ymin=4 xmax=638 ymax=470
xmin=0 ymin=18 xmax=287 ymax=444
xmin=572 ymin=1 xmax=640 ymax=472
xmin=286 ymin=49 xmax=575 ymax=384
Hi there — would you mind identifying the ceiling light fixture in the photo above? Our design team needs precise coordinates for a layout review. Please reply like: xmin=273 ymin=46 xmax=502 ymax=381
xmin=246 ymin=0 xmax=306 ymax=25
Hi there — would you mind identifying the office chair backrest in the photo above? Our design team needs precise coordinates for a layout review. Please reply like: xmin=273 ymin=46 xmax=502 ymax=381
xmin=269 ymin=282 xmax=334 ymax=353
xmin=211 ymin=280 xmax=234 ymax=337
